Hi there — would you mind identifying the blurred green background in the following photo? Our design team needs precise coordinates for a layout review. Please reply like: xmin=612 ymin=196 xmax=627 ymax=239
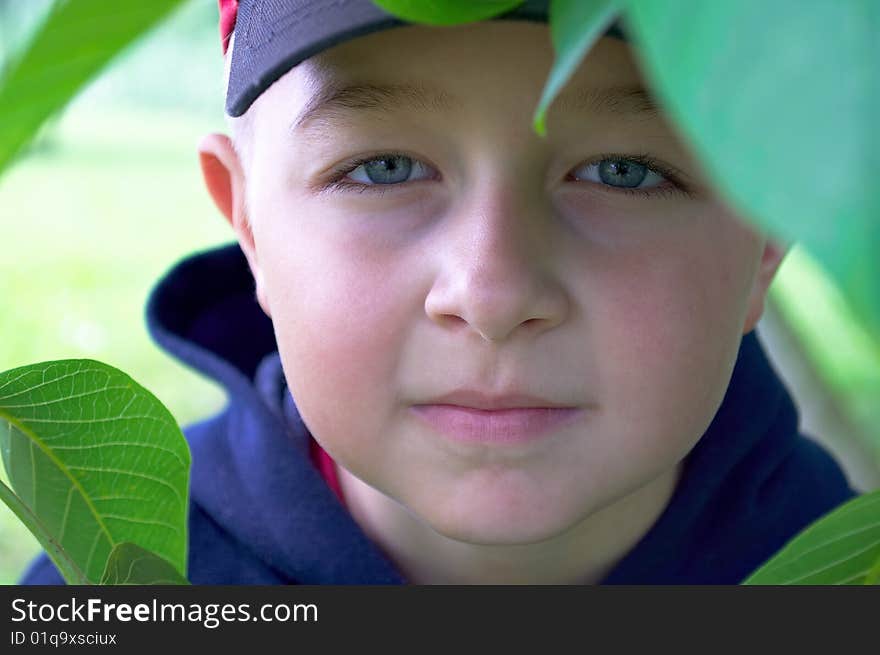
xmin=1 ymin=0 xmax=878 ymax=584
xmin=0 ymin=0 xmax=231 ymax=582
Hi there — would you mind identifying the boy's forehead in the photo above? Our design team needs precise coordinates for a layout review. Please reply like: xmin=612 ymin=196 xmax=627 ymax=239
xmin=289 ymin=79 xmax=660 ymax=141
xmin=273 ymin=24 xmax=659 ymax=137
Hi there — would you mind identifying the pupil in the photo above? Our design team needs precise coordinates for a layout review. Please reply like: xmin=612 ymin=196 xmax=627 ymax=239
xmin=598 ymin=159 xmax=647 ymax=188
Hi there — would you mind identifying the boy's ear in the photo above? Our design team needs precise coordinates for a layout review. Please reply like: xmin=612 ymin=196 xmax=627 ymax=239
xmin=197 ymin=133 xmax=271 ymax=318
xmin=742 ymin=237 xmax=790 ymax=334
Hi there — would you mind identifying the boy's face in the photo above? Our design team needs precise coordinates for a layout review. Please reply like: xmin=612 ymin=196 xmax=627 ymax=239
xmin=202 ymin=21 xmax=785 ymax=546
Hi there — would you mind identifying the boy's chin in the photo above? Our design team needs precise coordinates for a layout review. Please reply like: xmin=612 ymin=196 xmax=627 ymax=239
xmin=415 ymin=491 xmax=597 ymax=547
xmin=428 ymin=511 xmax=587 ymax=548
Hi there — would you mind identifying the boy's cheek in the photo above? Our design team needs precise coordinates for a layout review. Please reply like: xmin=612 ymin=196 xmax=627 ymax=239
xmin=591 ymin=247 xmax=749 ymax=429
xmin=268 ymin=260 xmax=411 ymax=448
xmin=599 ymin=310 xmax=727 ymax=437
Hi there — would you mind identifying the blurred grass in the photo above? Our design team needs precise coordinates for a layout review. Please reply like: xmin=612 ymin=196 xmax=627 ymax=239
xmin=0 ymin=102 xmax=232 ymax=416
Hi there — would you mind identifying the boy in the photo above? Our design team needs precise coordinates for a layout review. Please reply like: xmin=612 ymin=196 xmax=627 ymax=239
xmin=20 ymin=0 xmax=856 ymax=584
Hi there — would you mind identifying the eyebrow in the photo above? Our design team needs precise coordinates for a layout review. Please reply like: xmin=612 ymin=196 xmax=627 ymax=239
xmin=289 ymin=81 xmax=661 ymax=136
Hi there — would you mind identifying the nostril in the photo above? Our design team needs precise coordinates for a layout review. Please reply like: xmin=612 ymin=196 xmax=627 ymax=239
xmin=435 ymin=314 xmax=468 ymax=331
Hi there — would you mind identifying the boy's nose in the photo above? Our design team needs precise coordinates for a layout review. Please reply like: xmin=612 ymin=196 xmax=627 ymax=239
xmin=423 ymin=189 xmax=570 ymax=343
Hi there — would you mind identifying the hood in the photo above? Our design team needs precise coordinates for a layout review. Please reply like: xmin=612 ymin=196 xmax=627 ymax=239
xmin=144 ymin=242 xmax=855 ymax=584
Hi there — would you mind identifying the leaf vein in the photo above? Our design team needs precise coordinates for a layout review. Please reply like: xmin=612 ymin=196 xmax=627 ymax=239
xmin=66 ymin=466 xmax=184 ymax=506
xmin=782 ymin=538 xmax=880 ymax=584
xmin=102 ymin=514 xmax=180 ymax=534
xmin=0 ymin=385 xmax=133 ymax=409
xmin=46 ymin=441 xmax=188 ymax=467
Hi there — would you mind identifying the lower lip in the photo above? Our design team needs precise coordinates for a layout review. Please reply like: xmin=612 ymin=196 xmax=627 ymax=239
xmin=411 ymin=404 xmax=583 ymax=445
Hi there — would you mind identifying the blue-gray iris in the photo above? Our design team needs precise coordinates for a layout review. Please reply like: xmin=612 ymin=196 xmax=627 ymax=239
xmin=365 ymin=156 xmax=412 ymax=184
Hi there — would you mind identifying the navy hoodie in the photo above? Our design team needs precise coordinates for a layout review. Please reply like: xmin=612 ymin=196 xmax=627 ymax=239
xmin=19 ymin=243 xmax=857 ymax=584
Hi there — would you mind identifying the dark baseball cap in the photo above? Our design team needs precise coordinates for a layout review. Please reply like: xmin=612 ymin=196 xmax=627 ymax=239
xmin=219 ymin=0 xmax=627 ymax=117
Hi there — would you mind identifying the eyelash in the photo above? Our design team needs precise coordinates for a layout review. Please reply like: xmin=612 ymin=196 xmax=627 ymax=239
xmin=323 ymin=152 xmax=692 ymax=199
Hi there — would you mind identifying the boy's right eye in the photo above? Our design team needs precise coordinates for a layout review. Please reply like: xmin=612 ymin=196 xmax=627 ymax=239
xmin=327 ymin=154 xmax=436 ymax=193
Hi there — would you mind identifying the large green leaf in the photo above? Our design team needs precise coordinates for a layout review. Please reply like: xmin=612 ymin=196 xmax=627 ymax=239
xmin=0 ymin=360 xmax=190 ymax=584
xmin=532 ymin=0 xmax=622 ymax=136
xmin=101 ymin=542 xmax=189 ymax=585
xmin=0 ymin=0 xmax=188 ymax=173
xmin=742 ymin=490 xmax=880 ymax=584
xmin=370 ymin=0 xmax=524 ymax=25
xmin=622 ymin=0 xmax=880 ymax=336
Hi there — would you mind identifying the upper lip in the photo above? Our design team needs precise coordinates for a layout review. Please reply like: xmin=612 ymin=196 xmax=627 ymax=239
xmin=419 ymin=389 xmax=578 ymax=411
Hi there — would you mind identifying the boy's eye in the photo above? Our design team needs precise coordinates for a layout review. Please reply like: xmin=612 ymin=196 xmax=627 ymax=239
xmin=570 ymin=158 xmax=665 ymax=190
xmin=344 ymin=155 xmax=435 ymax=186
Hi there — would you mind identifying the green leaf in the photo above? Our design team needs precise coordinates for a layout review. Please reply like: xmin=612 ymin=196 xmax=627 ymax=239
xmin=370 ymin=0 xmax=525 ymax=25
xmin=533 ymin=0 xmax=622 ymax=136
xmin=742 ymin=490 xmax=880 ymax=584
xmin=101 ymin=542 xmax=189 ymax=585
xmin=623 ymin=0 xmax=880 ymax=336
xmin=0 ymin=478 xmax=89 ymax=584
xmin=0 ymin=0 xmax=188 ymax=174
xmin=0 ymin=359 xmax=190 ymax=584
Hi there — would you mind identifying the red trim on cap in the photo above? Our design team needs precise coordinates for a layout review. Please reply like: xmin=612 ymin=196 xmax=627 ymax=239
xmin=219 ymin=0 xmax=239 ymax=54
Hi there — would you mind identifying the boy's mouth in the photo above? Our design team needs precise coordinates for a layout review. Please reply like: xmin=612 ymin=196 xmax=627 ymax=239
xmin=411 ymin=389 xmax=583 ymax=445
xmin=420 ymin=388 xmax=579 ymax=411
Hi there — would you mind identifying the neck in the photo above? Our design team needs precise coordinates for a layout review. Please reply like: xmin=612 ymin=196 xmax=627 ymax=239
xmin=336 ymin=462 xmax=681 ymax=585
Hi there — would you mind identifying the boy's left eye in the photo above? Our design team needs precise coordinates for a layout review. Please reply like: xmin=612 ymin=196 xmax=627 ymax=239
xmin=325 ymin=153 xmax=686 ymax=197
xmin=569 ymin=158 xmax=665 ymax=190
